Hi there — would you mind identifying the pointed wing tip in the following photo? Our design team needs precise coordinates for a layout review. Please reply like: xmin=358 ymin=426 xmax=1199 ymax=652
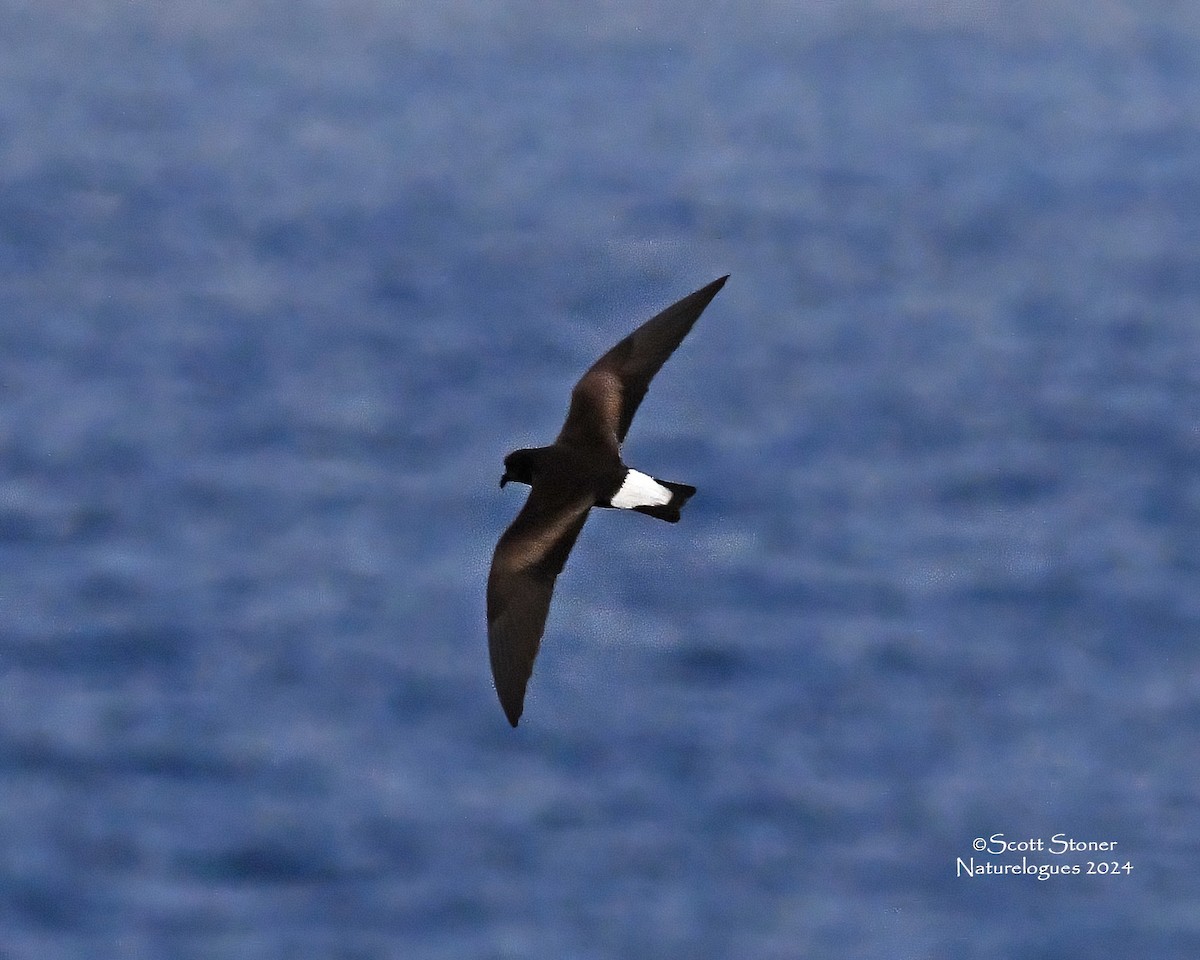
xmin=494 ymin=673 xmax=527 ymax=726
xmin=692 ymin=274 xmax=729 ymax=303
xmin=502 ymin=699 xmax=523 ymax=727
xmin=490 ymin=671 xmax=526 ymax=726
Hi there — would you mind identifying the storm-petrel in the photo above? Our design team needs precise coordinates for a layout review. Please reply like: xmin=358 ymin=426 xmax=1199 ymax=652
xmin=487 ymin=275 xmax=728 ymax=726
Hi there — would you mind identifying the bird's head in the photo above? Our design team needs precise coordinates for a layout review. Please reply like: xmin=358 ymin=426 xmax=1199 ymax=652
xmin=500 ymin=448 xmax=539 ymax=488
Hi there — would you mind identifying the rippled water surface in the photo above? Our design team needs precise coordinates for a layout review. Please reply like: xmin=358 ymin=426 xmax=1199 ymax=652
xmin=2 ymin=3 xmax=1199 ymax=957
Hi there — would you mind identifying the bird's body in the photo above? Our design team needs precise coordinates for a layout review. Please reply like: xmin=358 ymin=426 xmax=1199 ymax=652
xmin=488 ymin=275 xmax=728 ymax=725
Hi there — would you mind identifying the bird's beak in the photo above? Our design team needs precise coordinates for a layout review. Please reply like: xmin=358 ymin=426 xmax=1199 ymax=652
xmin=499 ymin=473 xmax=509 ymax=488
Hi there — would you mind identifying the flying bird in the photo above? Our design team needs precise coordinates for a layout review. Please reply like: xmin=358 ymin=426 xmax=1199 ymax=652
xmin=487 ymin=275 xmax=729 ymax=726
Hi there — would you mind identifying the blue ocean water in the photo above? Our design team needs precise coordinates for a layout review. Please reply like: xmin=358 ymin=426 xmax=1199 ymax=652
xmin=2 ymin=3 xmax=1198 ymax=957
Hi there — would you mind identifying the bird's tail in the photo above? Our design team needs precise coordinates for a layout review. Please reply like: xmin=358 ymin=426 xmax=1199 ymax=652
xmin=632 ymin=479 xmax=696 ymax=523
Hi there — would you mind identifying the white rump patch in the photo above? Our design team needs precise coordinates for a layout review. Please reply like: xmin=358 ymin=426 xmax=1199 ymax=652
xmin=611 ymin=469 xmax=672 ymax=509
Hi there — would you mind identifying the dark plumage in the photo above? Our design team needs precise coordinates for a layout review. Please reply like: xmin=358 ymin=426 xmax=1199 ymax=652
xmin=487 ymin=275 xmax=728 ymax=726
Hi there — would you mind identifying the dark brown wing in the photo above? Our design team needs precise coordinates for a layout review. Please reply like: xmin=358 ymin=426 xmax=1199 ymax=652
xmin=487 ymin=485 xmax=593 ymax=726
xmin=557 ymin=275 xmax=728 ymax=451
